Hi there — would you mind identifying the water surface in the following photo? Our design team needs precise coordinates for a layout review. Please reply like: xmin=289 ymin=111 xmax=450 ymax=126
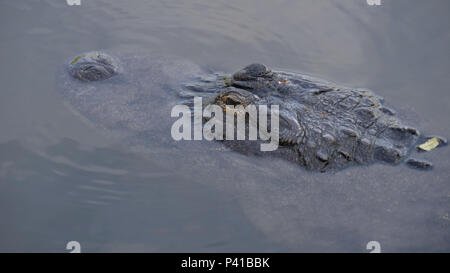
xmin=0 ymin=0 xmax=449 ymax=252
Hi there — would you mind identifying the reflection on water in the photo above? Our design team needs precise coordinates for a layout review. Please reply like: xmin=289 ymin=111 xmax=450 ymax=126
xmin=0 ymin=0 xmax=449 ymax=252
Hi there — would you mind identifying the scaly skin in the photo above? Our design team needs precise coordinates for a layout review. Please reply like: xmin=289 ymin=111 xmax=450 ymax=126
xmin=68 ymin=52 xmax=119 ymax=82
xmin=182 ymin=64 xmax=432 ymax=171
xmin=65 ymin=52 xmax=444 ymax=171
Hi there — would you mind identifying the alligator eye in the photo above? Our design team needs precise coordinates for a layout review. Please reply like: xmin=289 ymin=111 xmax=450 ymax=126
xmin=68 ymin=51 xmax=119 ymax=82
xmin=216 ymin=90 xmax=257 ymax=109
xmin=224 ymin=97 xmax=241 ymax=106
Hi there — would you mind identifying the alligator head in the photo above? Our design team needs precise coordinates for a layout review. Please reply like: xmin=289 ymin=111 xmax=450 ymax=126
xmin=182 ymin=63 xmax=444 ymax=171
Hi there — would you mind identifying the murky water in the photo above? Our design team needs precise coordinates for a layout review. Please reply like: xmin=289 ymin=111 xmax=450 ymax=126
xmin=1 ymin=0 xmax=449 ymax=252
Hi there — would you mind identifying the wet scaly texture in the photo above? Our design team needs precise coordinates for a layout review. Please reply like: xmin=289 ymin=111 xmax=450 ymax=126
xmin=182 ymin=63 xmax=437 ymax=171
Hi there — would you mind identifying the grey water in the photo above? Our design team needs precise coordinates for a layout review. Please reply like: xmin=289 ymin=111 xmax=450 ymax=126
xmin=1 ymin=0 xmax=449 ymax=252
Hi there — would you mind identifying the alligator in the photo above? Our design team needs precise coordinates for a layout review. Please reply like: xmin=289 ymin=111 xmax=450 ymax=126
xmin=60 ymin=51 xmax=446 ymax=172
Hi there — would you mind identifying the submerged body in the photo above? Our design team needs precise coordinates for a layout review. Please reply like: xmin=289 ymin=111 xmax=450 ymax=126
xmin=58 ymin=51 xmax=203 ymax=143
xmin=59 ymin=51 xmax=445 ymax=172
